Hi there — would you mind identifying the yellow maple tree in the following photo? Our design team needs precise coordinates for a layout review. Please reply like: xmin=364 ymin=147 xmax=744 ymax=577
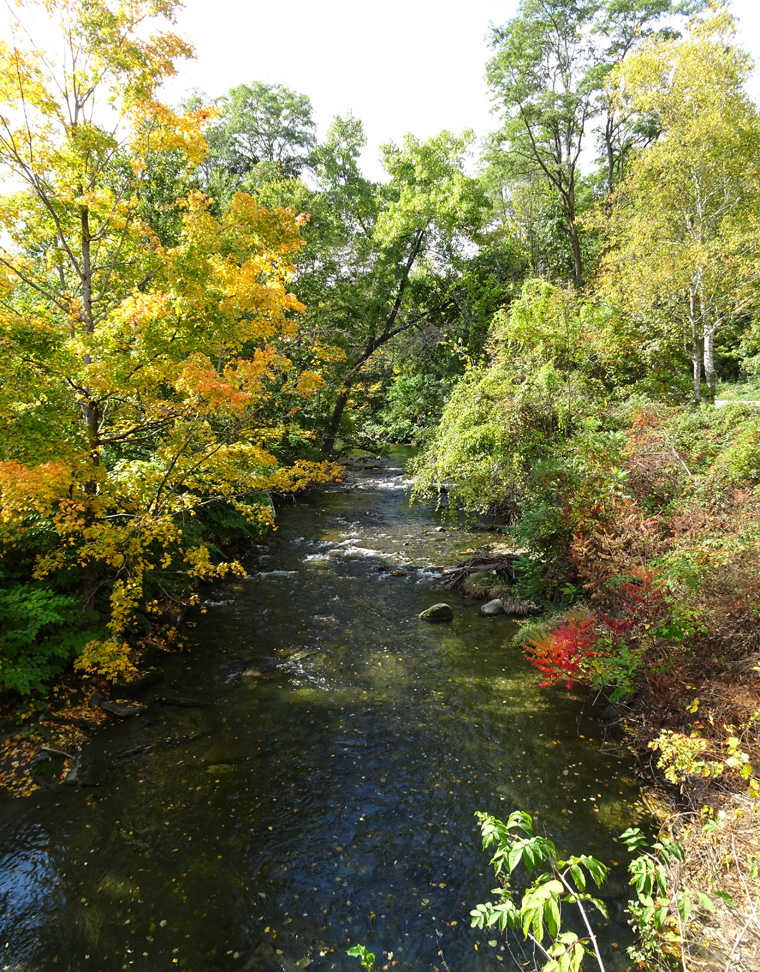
xmin=0 ymin=0 xmax=335 ymax=679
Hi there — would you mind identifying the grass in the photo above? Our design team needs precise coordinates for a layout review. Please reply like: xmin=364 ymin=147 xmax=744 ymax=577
xmin=715 ymin=379 xmax=760 ymax=402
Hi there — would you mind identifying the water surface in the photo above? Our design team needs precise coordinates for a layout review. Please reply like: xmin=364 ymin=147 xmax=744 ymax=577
xmin=0 ymin=454 xmax=640 ymax=971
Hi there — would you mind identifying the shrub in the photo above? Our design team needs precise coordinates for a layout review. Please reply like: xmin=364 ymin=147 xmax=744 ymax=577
xmin=0 ymin=583 xmax=99 ymax=695
xmin=524 ymin=605 xmax=601 ymax=689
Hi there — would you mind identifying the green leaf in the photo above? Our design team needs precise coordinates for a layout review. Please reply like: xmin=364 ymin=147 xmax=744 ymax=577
xmin=576 ymin=893 xmax=608 ymax=919
xmin=507 ymin=809 xmax=534 ymax=835
xmin=347 ymin=944 xmax=375 ymax=969
xmin=545 ymin=895 xmax=561 ymax=938
xmin=568 ymin=863 xmax=586 ymax=891
xmin=620 ymin=828 xmax=648 ymax=851
xmin=508 ymin=845 xmax=525 ymax=873
xmin=583 ymin=856 xmax=608 ymax=887
xmin=655 ymin=864 xmax=668 ymax=895
xmin=695 ymin=891 xmax=716 ymax=913
xmin=523 ymin=841 xmax=539 ymax=870
xmin=677 ymin=894 xmax=691 ymax=923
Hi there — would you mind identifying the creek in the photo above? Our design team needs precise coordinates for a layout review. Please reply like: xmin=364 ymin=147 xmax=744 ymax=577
xmin=0 ymin=451 xmax=642 ymax=971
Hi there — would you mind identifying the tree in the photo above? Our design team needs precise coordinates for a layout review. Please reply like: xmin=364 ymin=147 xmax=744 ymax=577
xmin=201 ymin=81 xmax=317 ymax=189
xmin=487 ymin=0 xmax=599 ymax=287
xmin=485 ymin=0 xmax=706 ymax=285
xmin=197 ymin=110 xmax=491 ymax=454
xmin=313 ymin=127 xmax=488 ymax=453
xmin=594 ymin=0 xmax=707 ymax=194
xmin=598 ymin=10 xmax=760 ymax=400
xmin=0 ymin=0 xmax=333 ymax=680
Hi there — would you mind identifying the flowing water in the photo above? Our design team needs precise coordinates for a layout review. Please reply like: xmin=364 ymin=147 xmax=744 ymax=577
xmin=0 ymin=452 xmax=642 ymax=971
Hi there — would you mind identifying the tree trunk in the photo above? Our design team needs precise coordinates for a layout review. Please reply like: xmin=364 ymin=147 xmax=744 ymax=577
xmin=689 ymin=285 xmax=702 ymax=403
xmin=564 ymin=171 xmax=583 ymax=288
xmin=322 ymin=384 xmax=352 ymax=456
xmin=605 ymin=109 xmax=616 ymax=199
xmin=703 ymin=326 xmax=717 ymax=399
xmin=79 ymin=204 xmax=101 ymax=614
xmin=322 ymin=228 xmax=428 ymax=455
xmin=691 ymin=321 xmax=702 ymax=404
xmin=692 ymin=352 xmax=701 ymax=404
xmin=569 ymin=220 xmax=583 ymax=288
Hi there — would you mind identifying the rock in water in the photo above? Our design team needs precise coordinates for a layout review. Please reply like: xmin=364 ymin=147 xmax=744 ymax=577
xmin=242 ymin=658 xmax=283 ymax=678
xmin=100 ymin=700 xmax=142 ymax=718
xmin=419 ymin=603 xmax=454 ymax=622
xmin=480 ymin=598 xmax=504 ymax=616
xmin=206 ymin=763 xmax=234 ymax=775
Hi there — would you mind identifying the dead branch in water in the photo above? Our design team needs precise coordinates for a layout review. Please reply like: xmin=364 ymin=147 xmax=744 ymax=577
xmin=439 ymin=552 xmax=519 ymax=591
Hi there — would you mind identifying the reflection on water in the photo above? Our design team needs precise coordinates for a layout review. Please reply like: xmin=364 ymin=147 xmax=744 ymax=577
xmin=0 ymin=454 xmax=640 ymax=971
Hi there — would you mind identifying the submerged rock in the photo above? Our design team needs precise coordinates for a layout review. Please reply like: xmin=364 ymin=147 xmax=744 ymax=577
xmin=419 ymin=603 xmax=454 ymax=622
xmin=242 ymin=659 xmax=284 ymax=678
xmin=480 ymin=598 xmax=504 ymax=616
xmin=283 ymin=648 xmax=313 ymax=663
xmin=100 ymin=700 xmax=143 ymax=719
xmin=62 ymin=755 xmax=103 ymax=787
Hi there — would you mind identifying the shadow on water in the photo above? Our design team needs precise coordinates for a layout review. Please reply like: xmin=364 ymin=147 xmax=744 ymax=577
xmin=0 ymin=454 xmax=642 ymax=971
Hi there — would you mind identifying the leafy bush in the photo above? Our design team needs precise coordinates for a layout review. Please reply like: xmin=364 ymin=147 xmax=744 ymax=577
xmin=0 ymin=583 xmax=99 ymax=695
xmin=715 ymin=377 xmax=760 ymax=400
xmin=525 ymin=606 xmax=601 ymax=689
xmin=471 ymin=809 xmax=609 ymax=972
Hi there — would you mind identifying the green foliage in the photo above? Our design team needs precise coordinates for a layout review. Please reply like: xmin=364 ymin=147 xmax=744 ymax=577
xmin=590 ymin=642 xmax=645 ymax=702
xmin=716 ymin=378 xmax=760 ymax=401
xmin=485 ymin=0 xmax=702 ymax=285
xmin=196 ymin=497 xmax=274 ymax=547
xmin=412 ymin=279 xmax=630 ymax=594
xmin=620 ymin=827 xmax=724 ymax=969
xmin=471 ymin=810 xmax=609 ymax=972
xmin=360 ymin=372 xmax=454 ymax=444
xmin=0 ymin=583 xmax=99 ymax=695
xmin=467 ymin=810 xmax=745 ymax=972
xmin=202 ymin=80 xmax=317 ymax=186
xmin=710 ymin=420 xmax=760 ymax=484
xmin=598 ymin=10 xmax=760 ymax=399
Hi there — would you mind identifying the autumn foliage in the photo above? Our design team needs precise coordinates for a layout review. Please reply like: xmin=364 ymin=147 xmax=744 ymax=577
xmin=0 ymin=0 xmax=337 ymax=687
xmin=525 ymin=605 xmax=600 ymax=689
xmin=515 ymin=400 xmax=760 ymax=806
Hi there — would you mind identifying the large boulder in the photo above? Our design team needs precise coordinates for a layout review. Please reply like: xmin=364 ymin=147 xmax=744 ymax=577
xmin=419 ymin=603 xmax=454 ymax=622
xmin=480 ymin=598 xmax=504 ymax=616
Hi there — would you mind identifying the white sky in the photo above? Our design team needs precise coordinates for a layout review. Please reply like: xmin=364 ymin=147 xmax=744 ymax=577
xmin=0 ymin=0 xmax=757 ymax=181
xmin=163 ymin=0 xmax=760 ymax=180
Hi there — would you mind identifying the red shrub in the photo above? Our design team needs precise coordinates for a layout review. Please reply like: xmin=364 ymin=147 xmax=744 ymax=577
xmin=525 ymin=606 xmax=601 ymax=689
